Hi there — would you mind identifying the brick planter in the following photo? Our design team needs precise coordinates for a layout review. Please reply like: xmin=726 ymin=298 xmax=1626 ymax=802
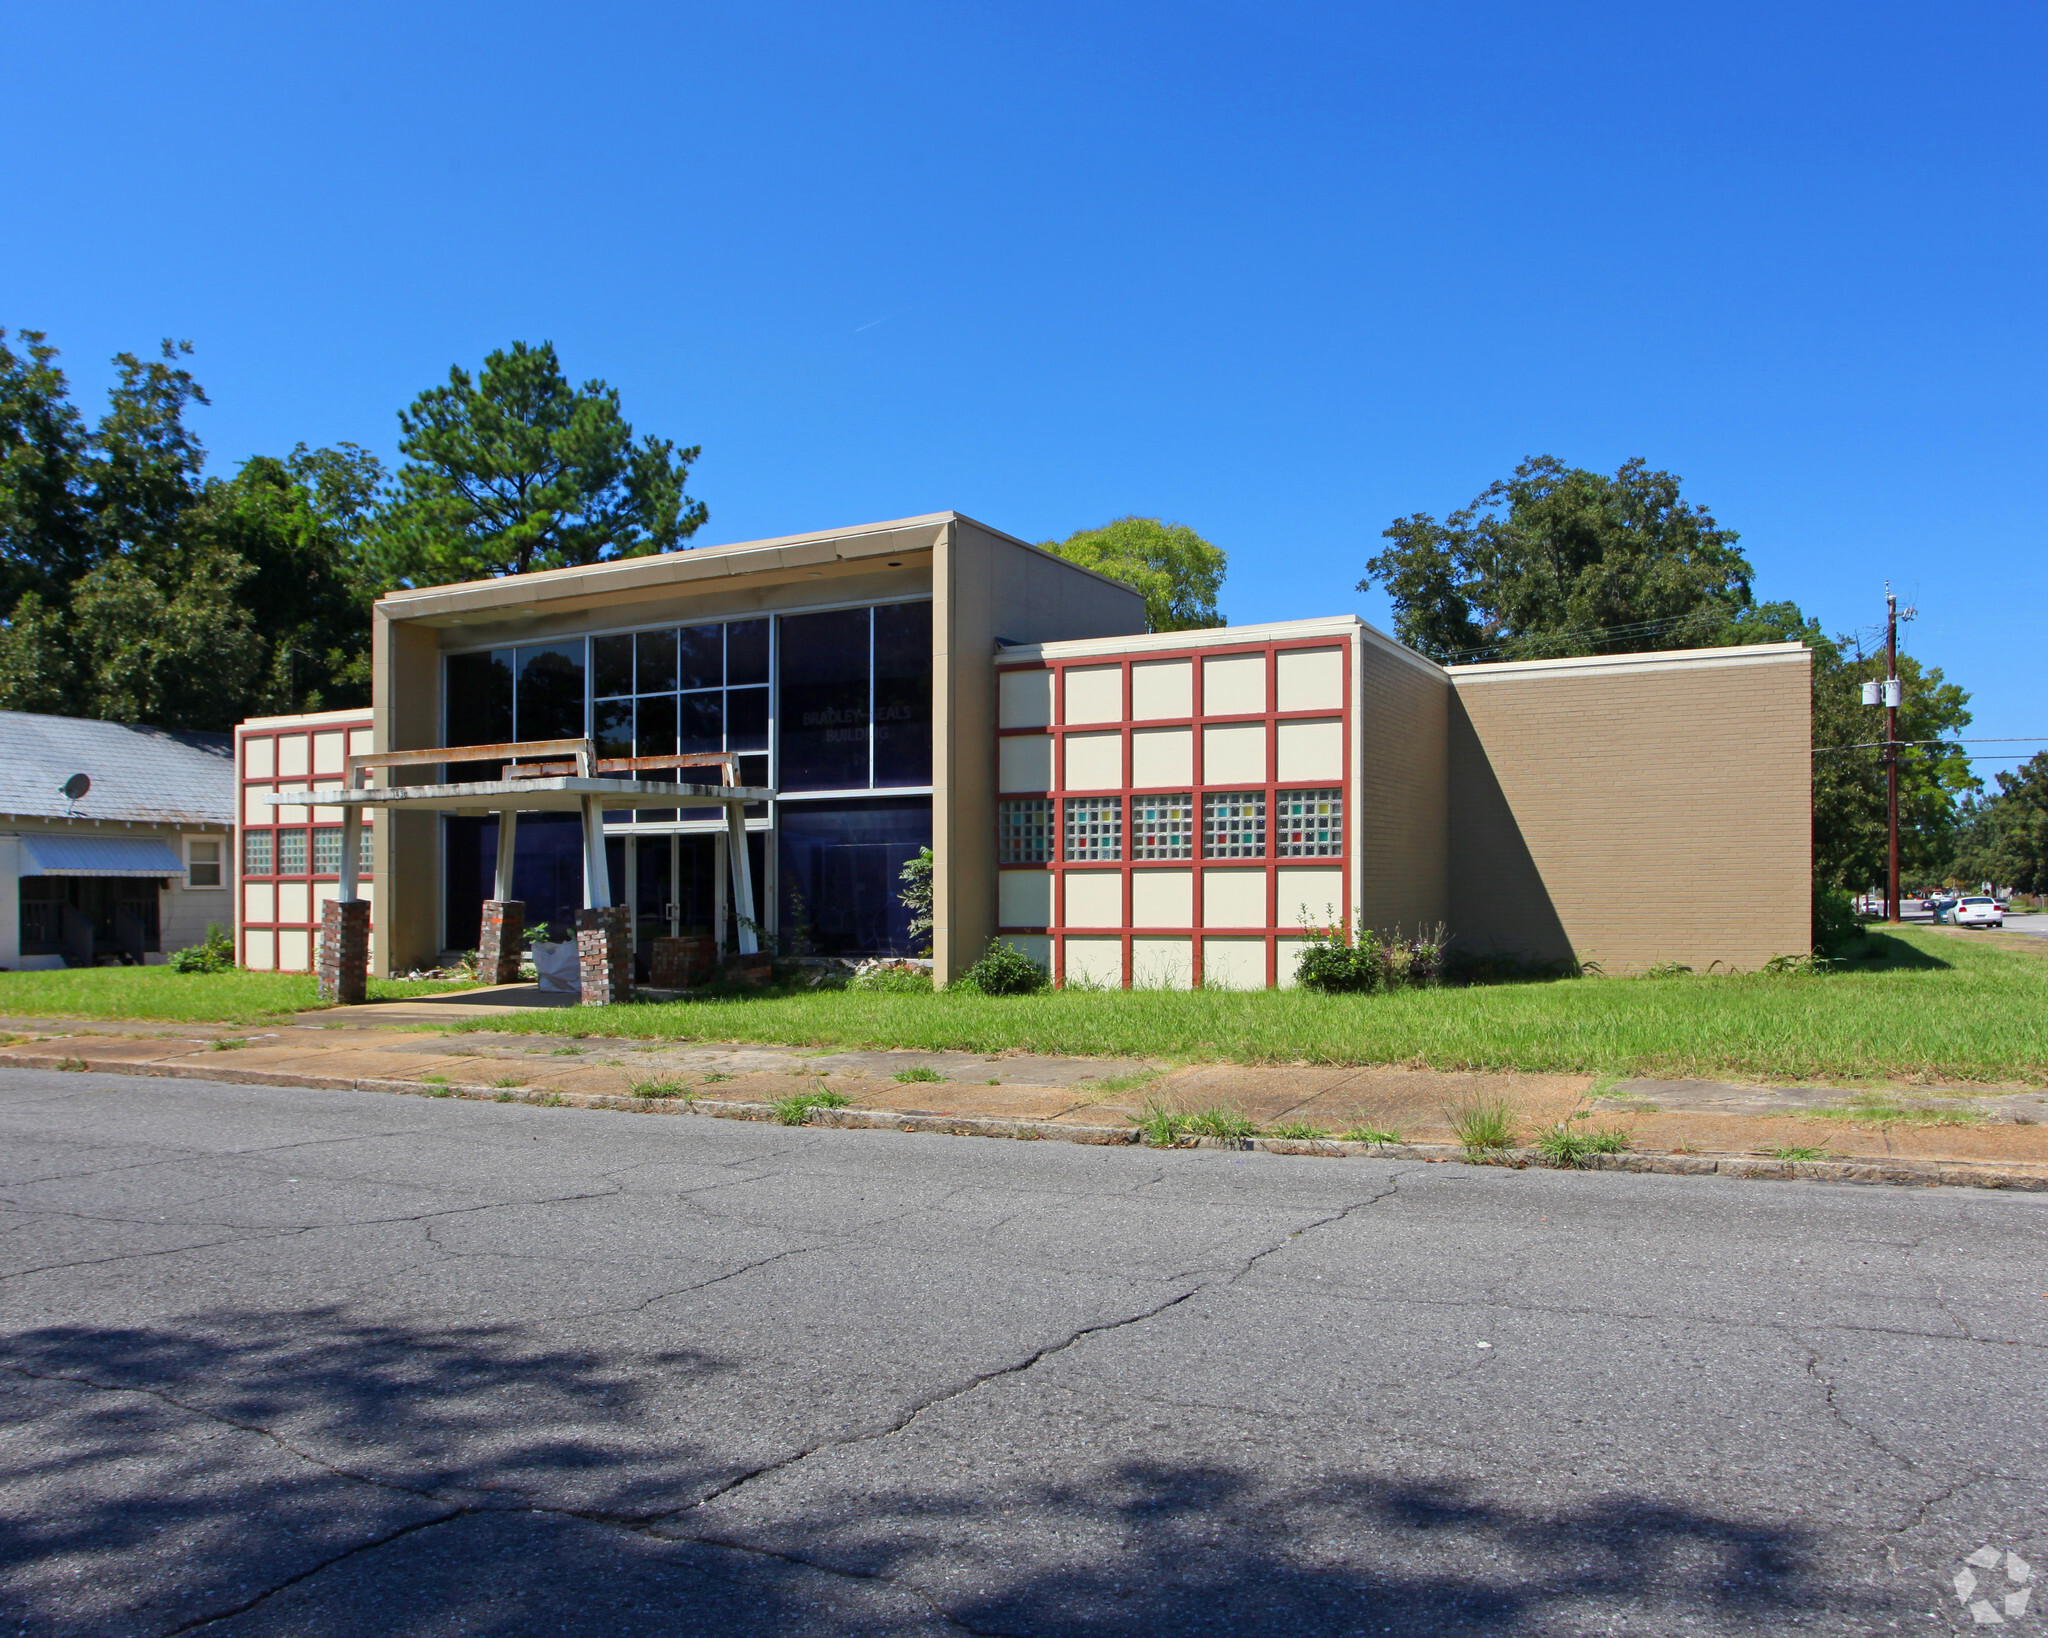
xmin=317 ymin=899 xmax=371 ymax=1005
xmin=477 ymin=900 xmax=525 ymax=985
xmin=576 ymin=906 xmax=633 ymax=1006
xmin=722 ymin=953 xmax=774 ymax=987
xmin=649 ymin=934 xmax=717 ymax=989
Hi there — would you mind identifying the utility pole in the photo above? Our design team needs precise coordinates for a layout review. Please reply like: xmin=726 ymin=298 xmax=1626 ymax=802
xmin=1885 ymin=587 xmax=1900 ymax=923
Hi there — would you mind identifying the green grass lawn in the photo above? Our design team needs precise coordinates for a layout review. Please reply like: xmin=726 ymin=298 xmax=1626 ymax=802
xmin=2 ymin=929 xmax=2040 ymax=1084
xmin=0 ymin=967 xmax=481 ymax=1026
xmin=436 ymin=928 xmax=2046 ymax=1085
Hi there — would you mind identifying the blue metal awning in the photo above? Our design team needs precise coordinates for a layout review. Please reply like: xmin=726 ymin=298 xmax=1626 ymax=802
xmin=18 ymin=835 xmax=185 ymax=878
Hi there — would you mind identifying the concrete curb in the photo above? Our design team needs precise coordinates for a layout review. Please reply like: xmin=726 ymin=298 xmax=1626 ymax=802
xmin=6 ymin=1048 xmax=2046 ymax=1193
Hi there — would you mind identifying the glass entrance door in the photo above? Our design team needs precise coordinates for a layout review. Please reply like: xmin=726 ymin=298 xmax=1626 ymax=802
xmin=633 ymin=835 xmax=674 ymax=978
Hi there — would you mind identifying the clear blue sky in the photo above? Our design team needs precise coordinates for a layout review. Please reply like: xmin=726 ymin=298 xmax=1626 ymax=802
xmin=7 ymin=2 xmax=2042 ymax=775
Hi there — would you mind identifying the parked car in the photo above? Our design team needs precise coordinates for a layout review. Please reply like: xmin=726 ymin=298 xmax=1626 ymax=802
xmin=1953 ymin=896 xmax=2005 ymax=929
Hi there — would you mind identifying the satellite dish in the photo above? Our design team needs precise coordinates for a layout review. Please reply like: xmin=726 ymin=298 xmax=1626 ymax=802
xmin=61 ymin=773 xmax=90 ymax=801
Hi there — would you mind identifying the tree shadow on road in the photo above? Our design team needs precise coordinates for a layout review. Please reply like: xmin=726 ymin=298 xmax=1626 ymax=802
xmin=0 ymin=1313 xmax=1898 ymax=1636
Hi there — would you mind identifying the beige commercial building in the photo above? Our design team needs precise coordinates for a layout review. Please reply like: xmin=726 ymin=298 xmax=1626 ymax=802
xmin=241 ymin=511 xmax=1813 ymax=983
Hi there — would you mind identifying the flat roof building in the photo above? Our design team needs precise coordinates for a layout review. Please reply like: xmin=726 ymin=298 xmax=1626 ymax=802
xmin=262 ymin=511 xmax=1811 ymax=986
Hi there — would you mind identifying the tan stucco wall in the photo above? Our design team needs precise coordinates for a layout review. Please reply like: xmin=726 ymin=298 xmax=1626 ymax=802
xmin=1351 ymin=633 xmax=1450 ymax=936
xmin=371 ymin=612 xmax=444 ymax=974
xmin=934 ymin=520 xmax=1146 ymax=981
xmin=1448 ymin=645 xmax=1812 ymax=973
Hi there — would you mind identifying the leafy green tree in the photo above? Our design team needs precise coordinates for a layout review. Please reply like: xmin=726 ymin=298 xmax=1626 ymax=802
xmin=1809 ymin=644 xmax=1974 ymax=891
xmin=188 ymin=442 xmax=386 ymax=711
xmin=1040 ymin=516 xmax=1225 ymax=633
xmin=367 ymin=340 xmax=706 ymax=585
xmin=1950 ymin=755 xmax=2048 ymax=893
xmin=0 ymin=328 xmax=381 ymax=728
xmin=1360 ymin=456 xmax=1754 ymax=662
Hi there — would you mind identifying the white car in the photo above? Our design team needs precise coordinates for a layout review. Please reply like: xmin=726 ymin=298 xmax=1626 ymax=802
xmin=1953 ymin=896 xmax=2004 ymax=929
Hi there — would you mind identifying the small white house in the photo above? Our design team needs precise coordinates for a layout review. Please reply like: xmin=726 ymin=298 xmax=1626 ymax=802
xmin=0 ymin=711 xmax=236 ymax=969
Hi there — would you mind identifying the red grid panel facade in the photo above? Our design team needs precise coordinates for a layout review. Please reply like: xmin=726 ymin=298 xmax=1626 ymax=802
xmin=235 ymin=716 xmax=375 ymax=973
xmin=995 ymin=637 xmax=1352 ymax=989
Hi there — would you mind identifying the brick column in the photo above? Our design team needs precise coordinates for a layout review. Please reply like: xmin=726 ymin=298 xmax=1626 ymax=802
xmin=576 ymin=906 xmax=633 ymax=1006
xmin=318 ymin=899 xmax=371 ymax=1005
xmin=478 ymin=901 xmax=525 ymax=985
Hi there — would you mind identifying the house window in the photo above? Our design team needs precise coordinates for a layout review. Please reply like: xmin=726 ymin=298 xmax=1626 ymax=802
xmin=312 ymin=828 xmax=344 ymax=876
xmin=243 ymin=830 xmax=273 ymax=876
xmin=277 ymin=829 xmax=308 ymax=875
xmin=1203 ymin=792 xmax=1266 ymax=858
xmin=998 ymin=799 xmax=1053 ymax=864
xmin=186 ymin=838 xmax=223 ymax=888
xmin=1131 ymin=796 xmax=1194 ymax=860
xmin=1064 ymin=796 xmax=1122 ymax=862
xmin=360 ymin=824 xmax=374 ymax=872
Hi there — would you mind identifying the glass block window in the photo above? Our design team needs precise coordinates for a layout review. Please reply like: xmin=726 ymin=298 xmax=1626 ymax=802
xmin=1276 ymin=788 xmax=1344 ymax=857
xmin=312 ymin=828 xmax=344 ymax=875
xmin=243 ymin=829 xmax=273 ymax=876
xmin=1132 ymin=795 xmax=1194 ymax=860
xmin=1203 ymin=792 xmax=1266 ymax=858
xmin=359 ymin=824 xmax=375 ymax=872
xmin=277 ymin=829 xmax=308 ymax=874
xmin=1063 ymin=796 xmax=1123 ymax=862
xmin=998 ymin=799 xmax=1054 ymax=864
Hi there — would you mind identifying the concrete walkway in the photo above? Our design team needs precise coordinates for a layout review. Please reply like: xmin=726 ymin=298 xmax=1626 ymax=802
xmin=2 ymin=1007 xmax=2045 ymax=1182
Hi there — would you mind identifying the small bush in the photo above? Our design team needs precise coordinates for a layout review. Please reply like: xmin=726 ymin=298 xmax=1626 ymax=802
xmin=1813 ymin=884 xmax=1862 ymax=956
xmin=170 ymin=923 xmax=236 ymax=974
xmin=1185 ymin=1107 xmax=1258 ymax=1140
xmin=1448 ymin=1098 xmax=1517 ymax=1153
xmin=1267 ymin=1120 xmax=1330 ymax=1140
xmin=1342 ymin=1126 xmax=1403 ymax=1145
xmin=773 ymin=1089 xmax=853 ymax=1125
xmin=1293 ymin=914 xmax=1449 ymax=994
xmin=850 ymin=960 xmax=934 ymax=994
xmin=893 ymin=1065 xmax=945 ymax=1083
xmin=631 ymin=1079 xmax=690 ymax=1100
xmin=1584 ymin=1127 xmax=1631 ymax=1154
xmin=954 ymin=940 xmax=1047 ymax=996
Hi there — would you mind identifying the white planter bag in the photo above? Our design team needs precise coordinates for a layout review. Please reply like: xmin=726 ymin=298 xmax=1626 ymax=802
xmin=529 ymin=940 xmax=581 ymax=998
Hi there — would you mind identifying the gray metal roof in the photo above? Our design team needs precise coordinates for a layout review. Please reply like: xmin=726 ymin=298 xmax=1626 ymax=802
xmin=0 ymin=711 xmax=234 ymax=826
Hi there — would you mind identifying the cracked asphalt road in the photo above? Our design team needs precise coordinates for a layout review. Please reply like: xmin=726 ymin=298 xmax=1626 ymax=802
xmin=0 ymin=1071 xmax=2042 ymax=1636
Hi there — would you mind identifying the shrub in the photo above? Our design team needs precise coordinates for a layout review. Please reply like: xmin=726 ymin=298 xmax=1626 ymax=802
xmin=1813 ymin=884 xmax=1862 ymax=956
xmin=170 ymin=922 xmax=236 ymax=974
xmin=849 ymin=960 xmax=933 ymax=994
xmin=1343 ymin=1126 xmax=1404 ymax=1145
xmin=954 ymin=940 xmax=1047 ymax=996
xmin=1293 ymin=914 xmax=1450 ymax=994
xmin=1267 ymin=1120 xmax=1330 ymax=1140
xmin=893 ymin=1065 xmax=945 ymax=1083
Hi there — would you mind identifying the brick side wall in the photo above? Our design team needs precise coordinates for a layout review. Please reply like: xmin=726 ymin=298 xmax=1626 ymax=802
xmin=1351 ymin=638 xmax=1450 ymax=937
xmin=1448 ymin=649 xmax=1812 ymax=972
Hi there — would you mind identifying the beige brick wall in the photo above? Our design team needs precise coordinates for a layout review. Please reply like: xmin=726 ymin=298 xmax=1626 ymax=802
xmin=934 ymin=520 xmax=1146 ymax=982
xmin=1352 ymin=634 xmax=1450 ymax=936
xmin=1448 ymin=645 xmax=1812 ymax=973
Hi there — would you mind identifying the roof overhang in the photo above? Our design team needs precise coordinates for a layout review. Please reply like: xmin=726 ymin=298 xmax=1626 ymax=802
xmin=264 ymin=778 xmax=774 ymax=814
xmin=17 ymin=835 xmax=186 ymax=877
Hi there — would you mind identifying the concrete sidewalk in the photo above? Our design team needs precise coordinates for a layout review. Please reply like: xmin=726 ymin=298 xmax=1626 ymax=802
xmin=2 ymin=1007 xmax=2045 ymax=1185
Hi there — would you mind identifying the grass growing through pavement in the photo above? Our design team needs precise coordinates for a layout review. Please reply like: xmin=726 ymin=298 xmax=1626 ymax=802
xmin=438 ymin=929 xmax=2048 ymax=1084
xmin=773 ymin=1088 xmax=853 ymax=1125
xmin=0 ymin=966 xmax=479 ymax=1026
